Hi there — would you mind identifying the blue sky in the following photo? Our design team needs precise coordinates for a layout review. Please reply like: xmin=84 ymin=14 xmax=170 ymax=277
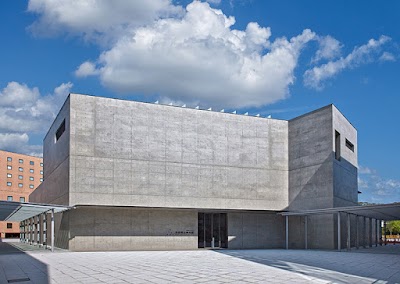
xmin=0 ymin=0 xmax=399 ymax=203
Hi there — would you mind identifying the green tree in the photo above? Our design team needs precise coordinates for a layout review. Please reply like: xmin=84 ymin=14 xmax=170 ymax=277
xmin=386 ymin=220 xmax=400 ymax=235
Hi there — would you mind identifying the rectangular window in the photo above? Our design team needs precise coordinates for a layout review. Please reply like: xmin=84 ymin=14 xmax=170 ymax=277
xmin=20 ymin=197 xmax=25 ymax=202
xmin=55 ymin=119 xmax=66 ymax=141
xmin=30 ymin=161 xmax=34 ymax=165
xmin=29 ymin=177 xmax=34 ymax=181
xmin=7 ymin=157 xmax=12 ymax=162
xmin=7 ymin=165 xmax=12 ymax=170
xmin=18 ymin=175 xmax=23 ymax=180
xmin=40 ymin=163 xmax=43 ymax=167
xmin=335 ymin=131 xmax=341 ymax=161
xmin=40 ymin=178 xmax=43 ymax=182
xmin=30 ymin=169 xmax=34 ymax=173
xmin=18 ymin=183 xmax=23 ymax=188
xmin=345 ymin=139 xmax=354 ymax=152
xmin=29 ymin=184 xmax=34 ymax=189
xmin=7 ymin=182 xmax=12 ymax=186
xmin=19 ymin=159 xmax=23 ymax=163
xmin=7 ymin=196 xmax=12 ymax=201
xmin=7 ymin=173 xmax=12 ymax=178
xmin=19 ymin=167 xmax=23 ymax=172
xmin=7 ymin=223 xmax=12 ymax=229
xmin=40 ymin=171 xmax=43 ymax=175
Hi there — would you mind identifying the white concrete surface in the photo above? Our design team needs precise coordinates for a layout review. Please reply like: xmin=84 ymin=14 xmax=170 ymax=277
xmin=1 ymin=244 xmax=399 ymax=284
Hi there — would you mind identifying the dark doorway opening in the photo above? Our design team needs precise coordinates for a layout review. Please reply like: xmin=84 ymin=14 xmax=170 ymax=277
xmin=5 ymin=233 xmax=20 ymax=238
xmin=198 ymin=213 xmax=228 ymax=248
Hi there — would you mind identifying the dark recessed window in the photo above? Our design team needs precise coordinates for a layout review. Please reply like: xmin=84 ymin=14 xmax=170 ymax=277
xmin=7 ymin=157 xmax=12 ymax=162
xmin=18 ymin=175 xmax=23 ymax=180
xmin=19 ymin=159 xmax=23 ymax=163
xmin=40 ymin=163 xmax=43 ymax=167
xmin=30 ymin=169 xmax=34 ymax=173
xmin=18 ymin=183 xmax=23 ymax=188
xmin=55 ymin=119 xmax=66 ymax=141
xmin=29 ymin=184 xmax=34 ymax=189
xmin=7 ymin=223 xmax=12 ymax=229
xmin=7 ymin=173 xmax=12 ymax=178
xmin=345 ymin=139 xmax=354 ymax=152
xmin=30 ymin=161 xmax=34 ymax=165
xmin=29 ymin=177 xmax=34 ymax=181
xmin=7 ymin=165 xmax=12 ymax=170
xmin=7 ymin=182 xmax=12 ymax=187
xmin=335 ymin=131 xmax=341 ymax=161
xmin=20 ymin=197 xmax=25 ymax=202
xmin=7 ymin=196 xmax=12 ymax=201
xmin=19 ymin=167 xmax=23 ymax=172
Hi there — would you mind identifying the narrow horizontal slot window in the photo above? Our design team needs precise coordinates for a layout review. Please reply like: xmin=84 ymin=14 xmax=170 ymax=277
xmin=55 ymin=119 xmax=66 ymax=142
xmin=345 ymin=139 xmax=354 ymax=152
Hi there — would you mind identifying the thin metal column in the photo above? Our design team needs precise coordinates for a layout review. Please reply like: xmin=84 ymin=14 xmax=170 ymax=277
xmin=355 ymin=215 xmax=359 ymax=249
xmin=51 ymin=209 xmax=55 ymax=252
xmin=363 ymin=216 xmax=366 ymax=248
xmin=384 ymin=221 xmax=387 ymax=245
xmin=347 ymin=213 xmax=351 ymax=251
xmin=375 ymin=219 xmax=378 ymax=247
xmin=304 ymin=215 xmax=308 ymax=250
xmin=285 ymin=215 xmax=289 ymax=250
xmin=37 ymin=215 xmax=40 ymax=246
xmin=369 ymin=218 xmax=373 ymax=247
xmin=337 ymin=212 xmax=341 ymax=251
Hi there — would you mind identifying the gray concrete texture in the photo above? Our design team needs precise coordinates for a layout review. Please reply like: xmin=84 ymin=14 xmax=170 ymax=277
xmin=29 ymin=94 xmax=359 ymax=251
xmin=33 ymin=94 xmax=291 ymax=210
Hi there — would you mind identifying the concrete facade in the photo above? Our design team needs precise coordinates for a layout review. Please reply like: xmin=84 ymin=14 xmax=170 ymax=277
xmin=30 ymin=94 xmax=358 ymax=251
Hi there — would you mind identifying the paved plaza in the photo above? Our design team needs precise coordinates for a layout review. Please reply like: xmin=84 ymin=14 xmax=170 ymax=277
xmin=0 ymin=242 xmax=399 ymax=284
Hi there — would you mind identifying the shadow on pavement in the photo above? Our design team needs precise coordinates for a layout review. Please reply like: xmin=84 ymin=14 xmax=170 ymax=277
xmin=0 ymin=239 xmax=50 ymax=283
xmin=215 ymin=247 xmax=400 ymax=284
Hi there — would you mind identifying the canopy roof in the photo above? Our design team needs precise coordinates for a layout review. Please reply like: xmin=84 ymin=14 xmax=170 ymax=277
xmin=280 ymin=203 xmax=400 ymax=221
xmin=0 ymin=201 xmax=71 ymax=221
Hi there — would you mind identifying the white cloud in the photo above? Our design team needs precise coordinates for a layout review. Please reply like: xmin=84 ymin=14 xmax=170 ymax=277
xmin=379 ymin=51 xmax=396 ymax=62
xmin=75 ymin=61 xmax=98 ymax=77
xmin=0 ymin=133 xmax=42 ymax=157
xmin=312 ymin=35 xmax=342 ymax=63
xmin=206 ymin=0 xmax=222 ymax=4
xmin=27 ymin=0 xmax=183 ymax=44
xmin=359 ymin=165 xmax=374 ymax=175
xmin=0 ymin=81 xmax=72 ymax=156
xmin=304 ymin=36 xmax=391 ymax=90
xmin=358 ymin=166 xmax=400 ymax=203
xmin=77 ymin=2 xmax=315 ymax=108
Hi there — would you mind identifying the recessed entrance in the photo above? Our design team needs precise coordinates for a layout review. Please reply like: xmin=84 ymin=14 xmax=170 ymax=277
xmin=198 ymin=213 xmax=228 ymax=248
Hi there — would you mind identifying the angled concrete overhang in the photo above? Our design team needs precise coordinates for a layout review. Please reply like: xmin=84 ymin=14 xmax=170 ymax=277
xmin=279 ymin=203 xmax=400 ymax=221
xmin=0 ymin=200 xmax=71 ymax=222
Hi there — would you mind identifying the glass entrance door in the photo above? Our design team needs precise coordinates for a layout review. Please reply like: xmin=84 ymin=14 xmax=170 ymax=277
xmin=198 ymin=213 xmax=227 ymax=248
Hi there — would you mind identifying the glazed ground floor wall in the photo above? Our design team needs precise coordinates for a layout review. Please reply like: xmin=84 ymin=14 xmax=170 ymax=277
xmin=54 ymin=207 xmax=287 ymax=251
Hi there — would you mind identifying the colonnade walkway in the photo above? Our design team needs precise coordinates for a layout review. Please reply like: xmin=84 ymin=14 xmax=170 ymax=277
xmin=0 ymin=244 xmax=399 ymax=284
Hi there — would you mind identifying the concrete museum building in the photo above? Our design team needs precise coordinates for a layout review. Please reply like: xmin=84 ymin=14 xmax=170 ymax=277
xmin=30 ymin=93 xmax=358 ymax=251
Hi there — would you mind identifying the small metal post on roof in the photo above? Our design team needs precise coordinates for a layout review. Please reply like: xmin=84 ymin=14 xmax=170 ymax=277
xmin=285 ymin=215 xmax=289 ymax=250
xmin=304 ymin=215 xmax=308 ymax=250
xmin=51 ymin=208 xmax=55 ymax=252
xmin=337 ymin=212 xmax=341 ymax=251
xmin=347 ymin=213 xmax=351 ymax=251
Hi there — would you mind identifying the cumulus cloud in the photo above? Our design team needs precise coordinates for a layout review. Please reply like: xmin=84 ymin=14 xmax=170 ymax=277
xmin=379 ymin=51 xmax=396 ymax=62
xmin=312 ymin=35 xmax=342 ymax=63
xmin=75 ymin=61 xmax=98 ymax=77
xmin=358 ymin=166 xmax=400 ymax=203
xmin=28 ymin=0 xmax=394 ymax=107
xmin=75 ymin=2 xmax=315 ymax=108
xmin=27 ymin=0 xmax=183 ymax=44
xmin=304 ymin=36 xmax=391 ymax=90
xmin=0 ymin=81 xmax=72 ymax=156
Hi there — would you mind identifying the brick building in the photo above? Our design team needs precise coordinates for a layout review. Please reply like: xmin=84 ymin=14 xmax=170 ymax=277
xmin=0 ymin=150 xmax=43 ymax=238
